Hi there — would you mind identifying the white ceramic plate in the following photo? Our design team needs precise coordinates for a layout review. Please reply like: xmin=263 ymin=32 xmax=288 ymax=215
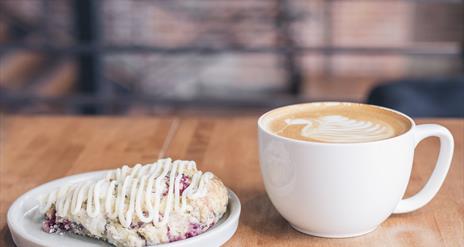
xmin=8 ymin=171 xmax=241 ymax=247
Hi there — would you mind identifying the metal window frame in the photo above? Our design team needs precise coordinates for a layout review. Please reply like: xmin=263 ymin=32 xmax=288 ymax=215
xmin=0 ymin=0 xmax=462 ymax=114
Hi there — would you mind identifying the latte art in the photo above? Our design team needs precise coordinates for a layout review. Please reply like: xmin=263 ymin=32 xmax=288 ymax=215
xmin=284 ymin=115 xmax=395 ymax=143
xmin=265 ymin=102 xmax=411 ymax=143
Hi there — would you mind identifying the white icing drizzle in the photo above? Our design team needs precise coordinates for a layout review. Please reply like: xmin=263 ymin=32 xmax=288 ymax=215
xmin=285 ymin=115 xmax=395 ymax=143
xmin=39 ymin=158 xmax=214 ymax=228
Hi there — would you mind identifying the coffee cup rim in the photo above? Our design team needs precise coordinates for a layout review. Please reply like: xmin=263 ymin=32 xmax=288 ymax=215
xmin=257 ymin=102 xmax=415 ymax=145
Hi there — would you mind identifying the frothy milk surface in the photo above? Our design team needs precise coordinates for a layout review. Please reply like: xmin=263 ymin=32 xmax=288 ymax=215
xmin=265 ymin=103 xmax=411 ymax=143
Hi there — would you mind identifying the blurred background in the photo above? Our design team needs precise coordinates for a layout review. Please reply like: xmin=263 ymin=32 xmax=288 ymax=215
xmin=0 ymin=0 xmax=463 ymax=117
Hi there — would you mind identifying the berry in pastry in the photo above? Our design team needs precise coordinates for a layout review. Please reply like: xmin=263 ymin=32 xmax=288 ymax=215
xmin=39 ymin=158 xmax=228 ymax=247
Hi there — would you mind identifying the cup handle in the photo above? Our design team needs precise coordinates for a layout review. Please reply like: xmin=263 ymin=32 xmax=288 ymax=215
xmin=393 ymin=124 xmax=454 ymax=214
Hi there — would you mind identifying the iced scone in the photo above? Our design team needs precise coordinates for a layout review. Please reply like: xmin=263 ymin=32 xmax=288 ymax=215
xmin=39 ymin=158 xmax=228 ymax=247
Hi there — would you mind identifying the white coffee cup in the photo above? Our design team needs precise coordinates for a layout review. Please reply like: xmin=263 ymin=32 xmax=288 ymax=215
xmin=258 ymin=102 xmax=454 ymax=238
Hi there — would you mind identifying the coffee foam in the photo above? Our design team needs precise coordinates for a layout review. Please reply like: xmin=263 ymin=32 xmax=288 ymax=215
xmin=264 ymin=102 xmax=412 ymax=143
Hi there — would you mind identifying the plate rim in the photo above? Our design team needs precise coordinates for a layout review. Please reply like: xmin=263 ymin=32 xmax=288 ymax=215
xmin=7 ymin=170 xmax=241 ymax=247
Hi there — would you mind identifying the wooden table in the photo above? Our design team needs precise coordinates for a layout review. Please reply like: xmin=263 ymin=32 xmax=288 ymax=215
xmin=1 ymin=116 xmax=463 ymax=247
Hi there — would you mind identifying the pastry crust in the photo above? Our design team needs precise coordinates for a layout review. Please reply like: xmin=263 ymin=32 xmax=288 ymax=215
xmin=40 ymin=159 xmax=228 ymax=247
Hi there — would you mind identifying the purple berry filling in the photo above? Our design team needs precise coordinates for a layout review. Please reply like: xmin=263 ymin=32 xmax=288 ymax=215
xmin=179 ymin=175 xmax=191 ymax=194
xmin=130 ymin=221 xmax=145 ymax=229
xmin=184 ymin=223 xmax=202 ymax=238
xmin=163 ymin=174 xmax=191 ymax=196
xmin=42 ymin=209 xmax=73 ymax=233
xmin=167 ymin=222 xmax=214 ymax=243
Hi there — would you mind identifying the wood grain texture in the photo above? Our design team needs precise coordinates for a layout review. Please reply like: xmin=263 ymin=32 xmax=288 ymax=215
xmin=0 ymin=116 xmax=462 ymax=247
